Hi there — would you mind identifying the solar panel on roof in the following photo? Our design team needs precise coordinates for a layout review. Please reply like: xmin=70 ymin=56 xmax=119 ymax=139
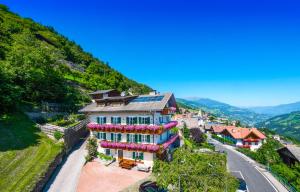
xmin=131 ymin=96 xmax=164 ymax=102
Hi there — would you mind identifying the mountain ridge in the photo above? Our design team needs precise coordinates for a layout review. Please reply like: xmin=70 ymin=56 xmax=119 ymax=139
xmin=248 ymin=101 xmax=300 ymax=116
xmin=177 ymin=98 xmax=270 ymax=125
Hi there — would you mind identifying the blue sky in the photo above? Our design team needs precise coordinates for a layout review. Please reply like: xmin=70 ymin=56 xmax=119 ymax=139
xmin=3 ymin=0 xmax=300 ymax=107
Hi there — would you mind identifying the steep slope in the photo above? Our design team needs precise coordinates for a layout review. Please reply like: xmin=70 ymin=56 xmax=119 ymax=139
xmin=0 ymin=5 xmax=151 ymax=112
xmin=177 ymin=98 xmax=270 ymax=125
xmin=249 ymin=101 xmax=300 ymax=116
xmin=256 ymin=111 xmax=300 ymax=140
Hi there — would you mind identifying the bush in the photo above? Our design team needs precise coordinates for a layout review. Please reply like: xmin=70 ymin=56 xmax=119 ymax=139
xmin=53 ymin=130 xmax=63 ymax=140
xmin=98 ymin=153 xmax=113 ymax=161
xmin=85 ymin=137 xmax=98 ymax=162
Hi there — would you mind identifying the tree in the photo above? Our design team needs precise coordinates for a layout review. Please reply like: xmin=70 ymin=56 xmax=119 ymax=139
xmin=182 ymin=122 xmax=190 ymax=139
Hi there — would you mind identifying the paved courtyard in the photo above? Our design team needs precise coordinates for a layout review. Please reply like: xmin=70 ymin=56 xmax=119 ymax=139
xmin=77 ymin=161 xmax=150 ymax=192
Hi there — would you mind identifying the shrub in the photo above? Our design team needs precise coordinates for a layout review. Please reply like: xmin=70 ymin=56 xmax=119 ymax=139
xmin=85 ymin=137 xmax=98 ymax=162
xmin=53 ymin=130 xmax=63 ymax=140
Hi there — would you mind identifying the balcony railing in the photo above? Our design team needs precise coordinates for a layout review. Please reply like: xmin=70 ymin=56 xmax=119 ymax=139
xmin=243 ymin=138 xmax=260 ymax=142
xmin=100 ymin=134 xmax=179 ymax=153
xmin=87 ymin=121 xmax=178 ymax=134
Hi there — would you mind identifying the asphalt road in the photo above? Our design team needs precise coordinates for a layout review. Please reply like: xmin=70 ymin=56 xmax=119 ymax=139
xmin=210 ymin=139 xmax=277 ymax=192
xmin=43 ymin=140 xmax=87 ymax=192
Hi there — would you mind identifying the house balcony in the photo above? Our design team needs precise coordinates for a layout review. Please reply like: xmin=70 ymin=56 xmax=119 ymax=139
xmin=161 ymin=107 xmax=177 ymax=115
xmin=87 ymin=121 xmax=178 ymax=135
xmin=243 ymin=138 xmax=260 ymax=142
xmin=99 ymin=134 xmax=179 ymax=153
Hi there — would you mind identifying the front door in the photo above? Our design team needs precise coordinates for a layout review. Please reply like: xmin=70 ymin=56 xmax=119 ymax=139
xmin=118 ymin=150 xmax=123 ymax=160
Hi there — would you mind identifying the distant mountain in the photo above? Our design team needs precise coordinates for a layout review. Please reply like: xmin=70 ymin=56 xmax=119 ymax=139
xmin=256 ymin=111 xmax=300 ymax=140
xmin=248 ymin=101 xmax=300 ymax=116
xmin=177 ymin=98 xmax=270 ymax=125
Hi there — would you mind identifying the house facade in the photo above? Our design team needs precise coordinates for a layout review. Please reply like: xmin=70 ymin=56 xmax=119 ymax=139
xmin=211 ymin=125 xmax=266 ymax=150
xmin=79 ymin=90 xmax=179 ymax=168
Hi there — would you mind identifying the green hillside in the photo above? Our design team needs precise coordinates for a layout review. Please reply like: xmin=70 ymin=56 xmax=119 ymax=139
xmin=0 ymin=113 xmax=63 ymax=192
xmin=0 ymin=4 xmax=151 ymax=113
xmin=256 ymin=111 xmax=300 ymax=140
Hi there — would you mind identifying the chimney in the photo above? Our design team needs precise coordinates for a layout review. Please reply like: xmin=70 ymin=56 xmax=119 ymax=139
xmin=149 ymin=90 xmax=158 ymax=95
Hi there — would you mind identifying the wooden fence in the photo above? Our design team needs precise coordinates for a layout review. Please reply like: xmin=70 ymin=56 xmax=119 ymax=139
xmin=38 ymin=119 xmax=89 ymax=152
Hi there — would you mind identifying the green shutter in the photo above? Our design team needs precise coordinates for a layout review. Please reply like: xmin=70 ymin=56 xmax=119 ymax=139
xmin=118 ymin=133 xmax=121 ymax=141
xmin=127 ymin=134 xmax=130 ymax=142
xmin=111 ymin=133 xmax=114 ymax=141
xmin=103 ymin=133 xmax=106 ymax=140
xmin=97 ymin=117 xmax=100 ymax=124
xmin=104 ymin=117 xmax=106 ymax=124
xmin=118 ymin=117 xmax=121 ymax=124
xmin=140 ymin=152 xmax=144 ymax=160
xmin=138 ymin=134 xmax=142 ymax=143
xmin=146 ymin=135 xmax=150 ymax=143
xmin=134 ymin=134 xmax=138 ymax=143
xmin=111 ymin=117 xmax=114 ymax=124
xmin=138 ymin=117 xmax=142 ymax=124
xmin=132 ymin=152 xmax=136 ymax=159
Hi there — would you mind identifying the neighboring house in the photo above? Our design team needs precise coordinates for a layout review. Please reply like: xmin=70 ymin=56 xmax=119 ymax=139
xmin=211 ymin=125 xmax=266 ymax=150
xmin=273 ymin=135 xmax=281 ymax=141
xmin=79 ymin=90 xmax=179 ymax=168
xmin=277 ymin=145 xmax=300 ymax=166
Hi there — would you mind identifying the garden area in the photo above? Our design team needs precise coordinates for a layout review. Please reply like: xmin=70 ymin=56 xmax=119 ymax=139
xmin=151 ymin=124 xmax=237 ymax=191
xmin=153 ymin=147 xmax=238 ymax=191
xmin=0 ymin=113 xmax=63 ymax=192
xmin=238 ymin=138 xmax=300 ymax=191
xmin=40 ymin=113 xmax=86 ymax=128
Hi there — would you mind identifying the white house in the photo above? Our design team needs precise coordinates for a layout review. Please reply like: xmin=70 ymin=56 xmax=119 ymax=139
xmin=79 ymin=90 xmax=180 ymax=169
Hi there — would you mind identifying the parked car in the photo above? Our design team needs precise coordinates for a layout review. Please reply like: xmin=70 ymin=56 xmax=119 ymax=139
xmin=236 ymin=178 xmax=248 ymax=192
xmin=139 ymin=181 xmax=167 ymax=192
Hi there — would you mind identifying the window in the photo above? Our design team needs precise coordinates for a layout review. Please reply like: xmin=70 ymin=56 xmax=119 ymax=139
xmin=105 ymin=149 xmax=110 ymax=156
xmin=126 ymin=117 xmax=138 ymax=125
xmin=132 ymin=152 xmax=144 ymax=160
xmin=141 ymin=134 xmax=151 ymax=143
xmin=159 ymin=117 xmax=163 ymax=124
xmin=99 ymin=132 xmax=106 ymax=140
xmin=110 ymin=133 xmax=122 ymax=142
xmin=96 ymin=116 xmax=106 ymax=124
xmin=138 ymin=117 xmax=151 ymax=125
xmin=111 ymin=116 xmax=121 ymax=124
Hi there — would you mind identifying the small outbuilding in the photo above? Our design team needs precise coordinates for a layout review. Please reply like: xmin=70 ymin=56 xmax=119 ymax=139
xmin=277 ymin=145 xmax=300 ymax=166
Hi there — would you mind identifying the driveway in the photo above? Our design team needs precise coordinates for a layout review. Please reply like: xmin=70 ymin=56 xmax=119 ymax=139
xmin=77 ymin=161 xmax=150 ymax=192
xmin=210 ymin=139 xmax=287 ymax=192
xmin=44 ymin=140 xmax=87 ymax=192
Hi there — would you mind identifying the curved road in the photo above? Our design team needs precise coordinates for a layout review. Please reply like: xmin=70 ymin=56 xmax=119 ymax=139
xmin=210 ymin=139 xmax=278 ymax=192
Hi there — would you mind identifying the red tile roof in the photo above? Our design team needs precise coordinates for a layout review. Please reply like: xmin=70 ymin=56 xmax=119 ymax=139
xmin=217 ymin=126 xmax=266 ymax=140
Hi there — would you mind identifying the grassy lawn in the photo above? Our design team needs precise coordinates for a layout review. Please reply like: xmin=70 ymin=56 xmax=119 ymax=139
xmin=0 ymin=113 xmax=63 ymax=192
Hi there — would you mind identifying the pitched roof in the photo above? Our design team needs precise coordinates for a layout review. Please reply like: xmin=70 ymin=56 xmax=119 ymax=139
xmin=212 ymin=125 xmax=227 ymax=133
xmin=79 ymin=92 xmax=176 ymax=113
xmin=89 ymin=89 xmax=115 ymax=95
xmin=219 ymin=126 xmax=266 ymax=139
xmin=280 ymin=145 xmax=300 ymax=162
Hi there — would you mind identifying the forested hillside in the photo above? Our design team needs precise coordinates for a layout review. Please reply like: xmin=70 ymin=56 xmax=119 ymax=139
xmin=256 ymin=111 xmax=300 ymax=140
xmin=0 ymin=4 xmax=151 ymax=113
